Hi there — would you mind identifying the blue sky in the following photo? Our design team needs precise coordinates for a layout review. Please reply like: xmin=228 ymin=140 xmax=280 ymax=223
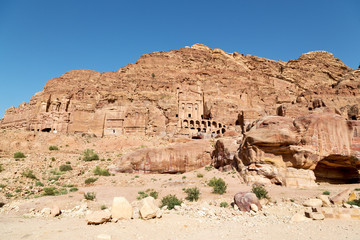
xmin=0 ymin=0 xmax=359 ymax=118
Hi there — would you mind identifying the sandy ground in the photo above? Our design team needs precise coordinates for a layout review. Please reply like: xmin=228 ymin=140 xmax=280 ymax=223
xmin=1 ymin=214 xmax=360 ymax=240
xmin=1 ymin=169 xmax=360 ymax=240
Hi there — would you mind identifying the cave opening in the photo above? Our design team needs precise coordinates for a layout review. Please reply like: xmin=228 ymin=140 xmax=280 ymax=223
xmin=41 ymin=128 xmax=51 ymax=132
xmin=314 ymin=159 xmax=360 ymax=184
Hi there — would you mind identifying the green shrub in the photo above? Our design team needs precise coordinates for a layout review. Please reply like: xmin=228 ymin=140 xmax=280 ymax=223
xmin=84 ymin=192 xmax=96 ymax=200
xmin=322 ymin=191 xmax=330 ymax=195
xmin=43 ymin=187 xmax=56 ymax=196
xmin=160 ymin=194 xmax=182 ymax=210
xmin=93 ymin=166 xmax=110 ymax=176
xmin=208 ymin=177 xmax=227 ymax=194
xmin=85 ymin=177 xmax=98 ymax=185
xmin=49 ymin=145 xmax=59 ymax=151
xmin=137 ymin=189 xmax=159 ymax=200
xmin=355 ymin=188 xmax=360 ymax=191
xmin=57 ymin=188 xmax=68 ymax=195
xmin=69 ymin=187 xmax=78 ymax=192
xmin=182 ymin=176 xmax=186 ymax=180
xmin=184 ymin=187 xmax=200 ymax=202
xmin=0 ymin=164 xmax=3 ymax=172
xmin=137 ymin=191 xmax=148 ymax=200
xmin=197 ymin=173 xmax=204 ymax=178
xmin=149 ymin=190 xmax=159 ymax=199
xmin=5 ymin=192 xmax=13 ymax=198
xmin=22 ymin=170 xmax=37 ymax=180
xmin=101 ymin=204 xmax=107 ymax=210
xmin=59 ymin=164 xmax=73 ymax=172
xmin=51 ymin=157 xmax=56 ymax=161
xmin=220 ymin=202 xmax=228 ymax=208
xmin=347 ymin=199 xmax=360 ymax=207
xmin=205 ymin=165 xmax=213 ymax=171
xmin=66 ymin=161 xmax=71 ymax=164
xmin=50 ymin=169 xmax=62 ymax=175
xmin=35 ymin=181 xmax=44 ymax=187
xmin=14 ymin=152 xmax=26 ymax=158
xmin=252 ymin=185 xmax=269 ymax=199
xmin=82 ymin=149 xmax=99 ymax=161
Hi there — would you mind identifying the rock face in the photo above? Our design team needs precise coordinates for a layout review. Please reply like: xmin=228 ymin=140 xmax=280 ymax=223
xmin=236 ymin=110 xmax=360 ymax=187
xmin=1 ymin=44 xmax=359 ymax=181
xmin=115 ymin=140 xmax=212 ymax=173
xmin=1 ymin=44 xmax=359 ymax=139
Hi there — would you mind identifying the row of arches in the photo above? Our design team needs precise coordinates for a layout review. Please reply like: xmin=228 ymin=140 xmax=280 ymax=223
xmin=182 ymin=119 xmax=225 ymax=129
xmin=182 ymin=119 xmax=226 ymax=134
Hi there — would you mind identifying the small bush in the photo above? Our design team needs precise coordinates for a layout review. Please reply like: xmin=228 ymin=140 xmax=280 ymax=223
xmin=85 ymin=177 xmax=98 ymax=185
xmin=252 ymin=185 xmax=269 ymax=199
xmin=137 ymin=189 xmax=159 ymax=200
xmin=137 ymin=191 xmax=148 ymax=200
xmin=347 ymin=199 xmax=360 ymax=207
xmin=49 ymin=145 xmax=59 ymax=151
xmin=50 ymin=169 xmax=62 ymax=175
xmin=35 ymin=181 xmax=44 ymax=187
xmin=59 ymin=164 xmax=73 ymax=172
xmin=160 ymin=194 xmax=182 ymax=210
xmin=14 ymin=152 xmax=26 ymax=158
xmin=355 ymin=188 xmax=360 ymax=191
xmin=182 ymin=176 xmax=186 ymax=180
xmin=22 ymin=170 xmax=37 ymax=180
xmin=84 ymin=192 xmax=96 ymax=200
xmin=51 ymin=157 xmax=56 ymax=161
xmin=82 ymin=149 xmax=99 ymax=161
xmin=220 ymin=202 xmax=228 ymax=208
xmin=43 ymin=187 xmax=56 ymax=196
xmin=0 ymin=164 xmax=3 ymax=172
xmin=69 ymin=187 xmax=78 ymax=192
xmin=205 ymin=165 xmax=213 ymax=171
xmin=184 ymin=187 xmax=200 ymax=202
xmin=208 ymin=177 xmax=227 ymax=195
xmin=93 ymin=166 xmax=110 ymax=176
xmin=322 ymin=191 xmax=330 ymax=195
xmin=197 ymin=173 xmax=203 ymax=178
xmin=101 ymin=205 xmax=107 ymax=210
xmin=66 ymin=161 xmax=71 ymax=164
xmin=5 ymin=193 xmax=13 ymax=198
xmin=149 ymin=190 xmax=159 ymax=199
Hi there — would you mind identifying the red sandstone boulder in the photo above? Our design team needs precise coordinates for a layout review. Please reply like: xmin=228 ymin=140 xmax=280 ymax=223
xmin=237 ymin=110 xmax=360 ymax=187
xmin=234 ymin=192 xmax=262 ymax=212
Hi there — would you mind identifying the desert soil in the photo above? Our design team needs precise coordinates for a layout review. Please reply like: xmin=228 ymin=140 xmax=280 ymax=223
xmin=1 ymin=169 xmax=360 ymax=240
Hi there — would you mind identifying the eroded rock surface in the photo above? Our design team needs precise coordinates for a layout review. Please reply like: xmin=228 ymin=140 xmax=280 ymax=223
xmin=237 ymin=110 xmax=360 ymax=187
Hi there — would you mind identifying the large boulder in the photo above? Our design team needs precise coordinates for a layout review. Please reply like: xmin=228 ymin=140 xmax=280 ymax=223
xmin=139 ymin=197 xmax=159 ymax=220
xmin=86 ymin=211 xmax=111 ymax=225
xmin=234 ymin=192 xmax=262 ymax=212
xmin=111 ymin=197 xmax=133 ymax=220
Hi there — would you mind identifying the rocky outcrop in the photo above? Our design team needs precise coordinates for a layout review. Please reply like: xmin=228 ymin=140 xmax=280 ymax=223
xmin=114 ymin=140 xmax=212 ymax=173
xmin=236 ymin=110 xmax=360 ymax=187
xmin=1 ymin=44 xmax=359 ymax=139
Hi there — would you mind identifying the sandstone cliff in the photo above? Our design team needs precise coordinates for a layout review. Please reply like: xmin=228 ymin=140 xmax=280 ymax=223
xmin=1 ymin=44 xmax=359 ymax=138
